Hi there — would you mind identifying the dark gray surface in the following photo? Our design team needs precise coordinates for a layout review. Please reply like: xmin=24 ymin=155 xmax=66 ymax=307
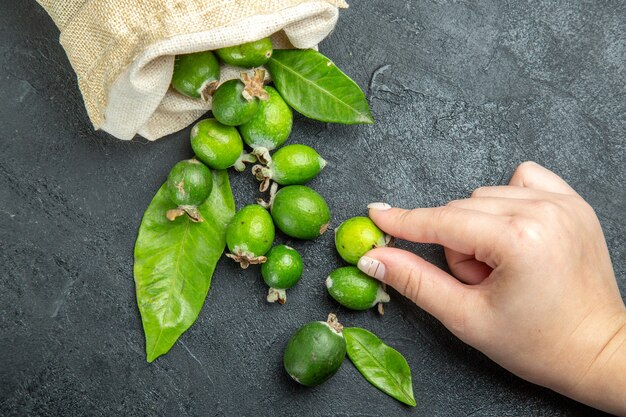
xmin=1 ymin=1 xmax=624 ymax=416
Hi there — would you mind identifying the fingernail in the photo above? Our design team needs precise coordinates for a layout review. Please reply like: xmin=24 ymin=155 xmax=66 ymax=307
xmin=358 ymin=256 xmax=386 ymax=282
xmin=367 ymin=202 xmax=391 ymax=211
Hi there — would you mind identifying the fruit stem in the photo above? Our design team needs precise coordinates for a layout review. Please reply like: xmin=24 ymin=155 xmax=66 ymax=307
xmin=326 ymin=313 xmax=344 ymax=334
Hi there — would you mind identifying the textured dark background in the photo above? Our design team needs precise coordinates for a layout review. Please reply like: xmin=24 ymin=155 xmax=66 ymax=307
xmin=1 ymin=1 xmax=624 ymax=416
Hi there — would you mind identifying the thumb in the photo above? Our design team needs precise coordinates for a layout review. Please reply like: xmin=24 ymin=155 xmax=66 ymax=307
xmin=358 ymin=247 xmax=481 ymax=338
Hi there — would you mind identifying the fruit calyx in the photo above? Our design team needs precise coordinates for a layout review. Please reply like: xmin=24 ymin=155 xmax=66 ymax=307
xmin=251 ymin=146 xmax=272 ymax=165
xmin=166 ymin=205 xmax=204 ymax=222
xmin=200 ymin=79 xmax=219 ymax=101
xmin=267 ymin=287 xmax=287 ymax=304
xmin=233 ymin=151 xmax=257 ymax=172
xmin=256 ymin=182 xmax=279 ymax=208
xmin=251 ymin=164 xmax=273 ymax=192
xmin=225 ymin=248 xmax=267 ymax=269
xmin=376 ymin=284 xmax=391 ymax=315
xmin=241 ymin=69 xmax=269 ymax=101
xmin=326 ymin=313 xmax=343 ymax=334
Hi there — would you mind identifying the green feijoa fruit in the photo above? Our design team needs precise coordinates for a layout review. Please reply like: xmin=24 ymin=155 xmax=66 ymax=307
xmin=190 ymin=118 xmax=256 ymax=171
xmin=283 ymin=314 xmax=346 ymax=386
xmin=171 ymin=51 xmax=220 ymax=100
xmin=216 ymin=37 xmax=273 ymax=68
xmin=225 ymin=205 xmax=275 ymax=268
xmin=263 ymin=185 xmax=330 ymax=240
xmin=239 ymin=86 xmax=293 ymax=164
xmin=326 ymin=266 xmax=390 ymax=313
xmin=212 ymin=69 xmax=269 ymax=126
xmin=335 ymin=216 xmax=390 ymax=265
xmin=252 ymin=144 xmax=325 ymax=192
xmin=261 ymin=245 xmax=303 ymax=304
xmin=165 ymin=159 xmax=213 ymax=222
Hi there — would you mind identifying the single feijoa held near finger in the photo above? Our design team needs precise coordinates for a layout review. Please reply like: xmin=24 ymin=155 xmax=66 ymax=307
xmin=212 ymin=70 xmax=269 ymax=126
xmin=283 ymin=314 xmax=347 ymax=387
xmin=335 ymin=216 xmax=390 ymax=265
xmin=225 ymin=205 xmax=275 ymax=268
xmin=190 ymin=118 xmax=256 ymax=171
xmin=252 ymin=144 xmax=326 ymax=192
xmin=216 ymin=37 xmax=273 ymax=68
xmin=239 ymin=86 xmax=293 ymax=164
xmin=326 ymin=266 xmax=390 ymax=311
xmin=165 ymin=159 xmax=213 ymax=222
xmin=260 ymin=185 xmax=330 ymax=240
xmin=262 ymin=245 xmax=303 ymax=304
xmin=171 ymin=51 xmax=220 ymax=100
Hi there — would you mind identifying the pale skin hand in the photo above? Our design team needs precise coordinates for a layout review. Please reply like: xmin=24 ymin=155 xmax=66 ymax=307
xmin=357 ymin=162 xmax=626 ymax=415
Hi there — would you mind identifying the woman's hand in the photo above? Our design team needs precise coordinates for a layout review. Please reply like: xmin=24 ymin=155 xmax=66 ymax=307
xmin=358 ymin=161 xmax=626 ymax=415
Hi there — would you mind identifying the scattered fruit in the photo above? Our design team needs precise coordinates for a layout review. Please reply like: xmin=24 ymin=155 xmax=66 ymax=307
xmin=261 ymin=245 xmax=303 ymax=304
xmin=165 ymin=159 xmax=213 ymax=222
xmin=225 ymin=205 xmax=275 ymax=268
xmin=283 ymin=313 xmax=347 ymax=386
xmin=212 ymin=69 xmax=269 ymax=126
xmin=259 ymin=184 xmax=330 ymax=240
xmin=190 ymin=118 xmax=256 ymax=171
xmin=335 ymin=216 xmax=390 ymax=265
xmin=216 ymin=37 xmax=273 ymax=68
xmin=252 ymin=144 xmax=326 ymax=191
xmin=239 ymin=86 xmax=293 ymax=164
xmin=171 ymin=51 xmax=220 ymax=100
xmin=326 ymin=266 xmax=390 ymax=314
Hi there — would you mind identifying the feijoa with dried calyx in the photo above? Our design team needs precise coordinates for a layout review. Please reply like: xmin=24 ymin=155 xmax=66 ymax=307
xmin=283 ymin=313 xmax=346 ymax=386
xmin=259 ymin=184 xmax=330 ymax=240
xmin=239 ymin=86 xmax=293 ymax=164
xmin=165 ymin=159 xmax=213 ymax=222
xmin=326 ymin=266 xmax=390 ymax=314
xmin=216 ymin=37 xmax=273 ymax=68
xmin=261 ymin=245 xmax=303 ymax=304
xmin=212 ymin=69 xmax=269 ymax=126
xmin=335 ymin=216 xmax=391 ymax=265
xmin=252 ymin=144 xmax=326 ymax=192
xmin=225 ymin=205 xmax=275 ymax=268
xmin=171 ymin=51 xmax=220 ymax=100
xmin=190 ymin=118 xmax=256 ymax=171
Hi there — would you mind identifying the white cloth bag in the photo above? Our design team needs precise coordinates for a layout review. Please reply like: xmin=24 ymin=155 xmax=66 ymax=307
xmin=36 ymin=0 xmax=348 ymax=140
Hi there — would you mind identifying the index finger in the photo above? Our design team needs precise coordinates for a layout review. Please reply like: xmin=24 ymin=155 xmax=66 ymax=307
xmin=368 ymin=206 xmax=506 ymax=267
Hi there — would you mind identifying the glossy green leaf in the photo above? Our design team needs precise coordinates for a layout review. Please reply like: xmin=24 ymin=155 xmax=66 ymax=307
xmin=344 ymin=327 xmax=416 ymax=407
xmin=266 ymin=49 xmax=374 ymax=124
xmin=134 ymin=170 xmax=235 ymax=362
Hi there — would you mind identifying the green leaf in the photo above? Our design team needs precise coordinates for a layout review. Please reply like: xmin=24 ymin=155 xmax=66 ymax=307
xmin=344 ymin=327 xmax=416 ymax=407
xmin=266 ymin=49 xmax=374 ymax=125
xmin=134 ymin=170 xmax=235 ymax=362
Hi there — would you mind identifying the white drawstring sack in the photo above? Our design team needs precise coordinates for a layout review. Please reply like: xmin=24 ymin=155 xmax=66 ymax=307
xmin=36 ymin=0 xmax=348 ymax=140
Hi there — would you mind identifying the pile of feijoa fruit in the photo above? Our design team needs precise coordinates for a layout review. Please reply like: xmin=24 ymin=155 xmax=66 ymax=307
xmin=152 ymin=36 xmax=416 ymax=406
xmin=167 ymin=37 xmax=332 ymax=304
